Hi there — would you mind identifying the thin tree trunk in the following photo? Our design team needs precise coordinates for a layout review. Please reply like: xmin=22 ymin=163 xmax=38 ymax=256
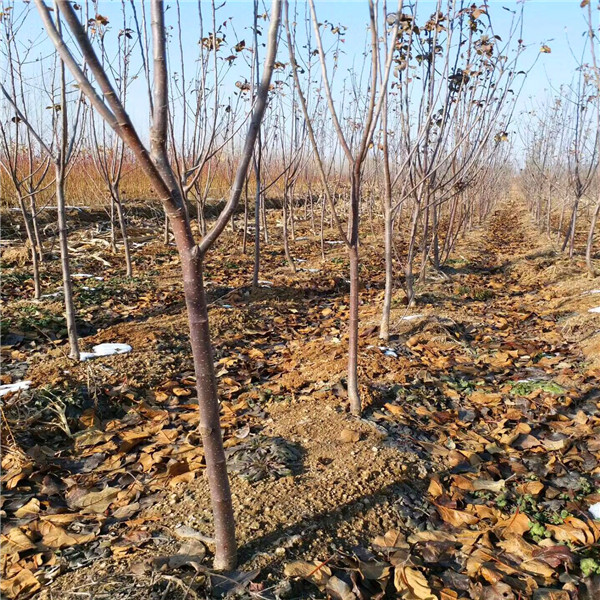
xmin=431 ymin=202 xmax=440 ymax=270
xmin=320 ymin=193 xmax=325 ymax=261
xmin=380 ymin=203 xmax=393 ymax=341
xmin=405 ymin=200 xmax=420 ymax=307
xmin=586 ymin=199 xmax=600 ymax=277
xmin=242 ymin=175 xmax=249 ymax=254
xmin=30 ymin=195 xmax=44 ymax=263
xmin=282 ymin=186 xmax=296 ymax=272
xmin=180 ymin=246 xmax=237 ymax=571
xmin=261 ymin=189 xmax=268 ymax=244
xmin=18 ymin=194 xmax=42 ymax=300
xmin=419 ymin=199 xmax=430 ymax=281
xmin=110 ymin=196 xmax=118 ymax=252
xmin=55 ymin=164 xmax=80 ymax=360
xmin=252 ymin=156 xmax=261 ymax=290
xmin=347 ymin=172 xmax=361 ymax=415
xmin=113 ymin=187 xmax=133 ymax=277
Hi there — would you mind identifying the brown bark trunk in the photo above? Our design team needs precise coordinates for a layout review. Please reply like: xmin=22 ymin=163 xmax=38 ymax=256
xmin=55 ymin=163 xmax=80 ymax=360
xmin=113 ymin=187 xmax=133 ymax=277
xmin=180 ymin=246 xmax=237 ymax=571
xmin=347 ymin=171 xmax=361 ymax=415
xmin=379 ymin=202 xmax=393 ymax=342
xmin=30 ymin=195 xmax=44 ymax=263
xmin=405 ymin=200 xmax=420 ymax=307
xmin=17 ymin=194 xmax=42 ymax=300
xmin=110 ymin=196 xmax=118 ymax=252
xmin=586 ymin=199 xmax=600 ymax=277
xmin=282 ymin=186 xmax=296 ymax=273
xmin=252 ymin=159 xmax=261 ymax=290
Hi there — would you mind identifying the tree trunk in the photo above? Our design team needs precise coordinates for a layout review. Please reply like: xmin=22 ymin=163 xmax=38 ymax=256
xmin=252 ymin=158 xmax=261 ymax=290
xmin=30 ymin=195 xmax=44 ymax=263
xmin=180 ymin=246 xmax=237 ymax=571
xmin=242 ymin=176 xmax=249 ymax=254
xmin=110 ymin=196 xmax=118 ymax=252
xmin=113 ymin=187 xmax=133 ymax=277
xmin=431 ymin=202 xmax=440 ymax=270
xmin=379 ymin=201 xmax=393 ymax=341
xmin=18 ymin=194 xmax=42 ymax=300
xmin=282 ymin=186 xmax=296 ymax=273
xmin=55 ymin=163 xmax=80 ymax=360
xmin=405 ymin=200 xmax=420 ymax=307
xmin=347 ymin=171 xmax=361 ymax=415
xmin=419 ymin=199 xmax=430 ymax=281
xmin=586 ymin=199 xmax=600 ymax=277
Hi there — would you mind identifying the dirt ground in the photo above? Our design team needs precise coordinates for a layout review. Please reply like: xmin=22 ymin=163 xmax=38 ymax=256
xmin=1 ymin=201 xmax=599 ymax=599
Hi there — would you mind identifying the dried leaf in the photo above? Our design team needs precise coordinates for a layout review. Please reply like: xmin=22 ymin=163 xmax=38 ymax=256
xmin=284 ymin=560 xmax=332 ymax=589
xmin=394 ymin=566 xmax=436 ymax=600
xmin=70 ymin=487 xmax=119 ymax=514
xmin=436 ymin=504 xmax=479 ymax=527
xmin=0 ymin=569 xmax=40 ymax=599
xmin=339 ymin=429 xmax=360 ymax=443
xmin=29 ymin=520 xmax=95 ymax=549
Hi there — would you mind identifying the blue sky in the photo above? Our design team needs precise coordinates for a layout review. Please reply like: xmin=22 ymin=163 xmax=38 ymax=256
xmin=5 ymin=1 xmax=595 ymax=143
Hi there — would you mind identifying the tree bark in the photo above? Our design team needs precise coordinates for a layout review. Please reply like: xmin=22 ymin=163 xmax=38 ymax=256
xmin=180 ymin=247 xmax=237 ymax=570
xmin=586 ymin=199 xmax=600 ymax=277
xmin=347 ymin=172 xmax=361 ymax=414
xmin=17 ymin=194 xmax=42 ymax=300
xmin=55 ymin=164 xmax=80 ymax=360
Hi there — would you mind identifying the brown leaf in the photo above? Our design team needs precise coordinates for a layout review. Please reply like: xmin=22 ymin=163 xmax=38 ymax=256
xmin=394 ymin=566 xmax=436 ymax=600
xmin=14 ymin=498 xmax=41 ymax=519
xmin=428 ymin=477 xmax=444 ymax=498
xmin=532 ymin=590 xmax=570 ymax=600
xmin=0 ymin=569 xmax=41 ymax=599
xmin=71 ymin=487 xmax=119 ymax=514
xmin=172 ymin=387 xmax=191 ymax=397
xmin=547 ymin=517 xmax=600 ymax=545
xmin=436 ymin=504 xmax=479 ymax=527
xmin=470 ymin=391 xmax=502 ymax=405
xmin=326 ymin=575 xmax=356 ymax=600
xmin=482 ymin=582 xmax=515 ymax=600
xmin=532 ymin=545 xmax=574 ymax=568
xmin=473 ymin=479 xmax=506 ymax=493
xmin=1 ymin=528 xmax=36 ymax=555
xmin=339 ymin=429 xmax=360 ymax=443
xmin=284 ymin=560 xmax=332 ymax=589
xmin=29 ymin=520 xmax=95 ymax=549
xmin=373 ymin=529 xmax=407 ymax=549
xmin=496 ymin=511 xmax=531 ymax=536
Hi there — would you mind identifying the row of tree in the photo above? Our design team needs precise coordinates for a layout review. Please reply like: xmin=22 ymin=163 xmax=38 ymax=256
xmin=521 ymin=1 xmax=600 ymax=275
xmin=1 ymin=0 xmax=598 ymax=570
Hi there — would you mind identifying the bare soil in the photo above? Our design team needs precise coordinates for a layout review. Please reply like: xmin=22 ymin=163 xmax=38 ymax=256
xmin=1 ymin=201 xmax=599 ymax=599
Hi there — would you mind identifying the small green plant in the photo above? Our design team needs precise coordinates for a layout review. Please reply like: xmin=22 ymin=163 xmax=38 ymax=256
xmin=472 ymin=288 xmax=494 ymax=301
xmin=3 ymin=305 xmax=66 ymax=333
xmin=580 ymin=558 xmax=600 ymax=577
xmin=2 ymin=270 xmax=33 ymax=286
xmin=529 ymin=521 xmax=551 ymax=542
xmin=495 ymin=493 xmax=508 ymax=508
xmin=510 ymin=379 xmax=566 ymax=397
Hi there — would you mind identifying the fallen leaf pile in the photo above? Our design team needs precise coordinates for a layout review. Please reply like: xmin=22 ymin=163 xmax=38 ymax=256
xmin=0 ymin=372 xmax=274 ymax=597
xmin=1 ymin=203 xmax=599 ymax=599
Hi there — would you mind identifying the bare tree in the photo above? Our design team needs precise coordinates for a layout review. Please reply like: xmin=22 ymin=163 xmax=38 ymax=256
xmin=2 ymin=2 xmax=85 ymax=358
xmin=0 ymin=3 xmax=53 ymax=299
xmin=32 ymin=0 xmax=281 ymax=570
xmin=87 ymin=8 xmax=135 ymax=276
xmin=584 ymin=0 xmax=600 ymax=276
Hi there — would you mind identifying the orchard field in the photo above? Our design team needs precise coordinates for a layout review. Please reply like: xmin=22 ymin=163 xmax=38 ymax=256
xmin=1 ymin=1 xmax=600 ymax=599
